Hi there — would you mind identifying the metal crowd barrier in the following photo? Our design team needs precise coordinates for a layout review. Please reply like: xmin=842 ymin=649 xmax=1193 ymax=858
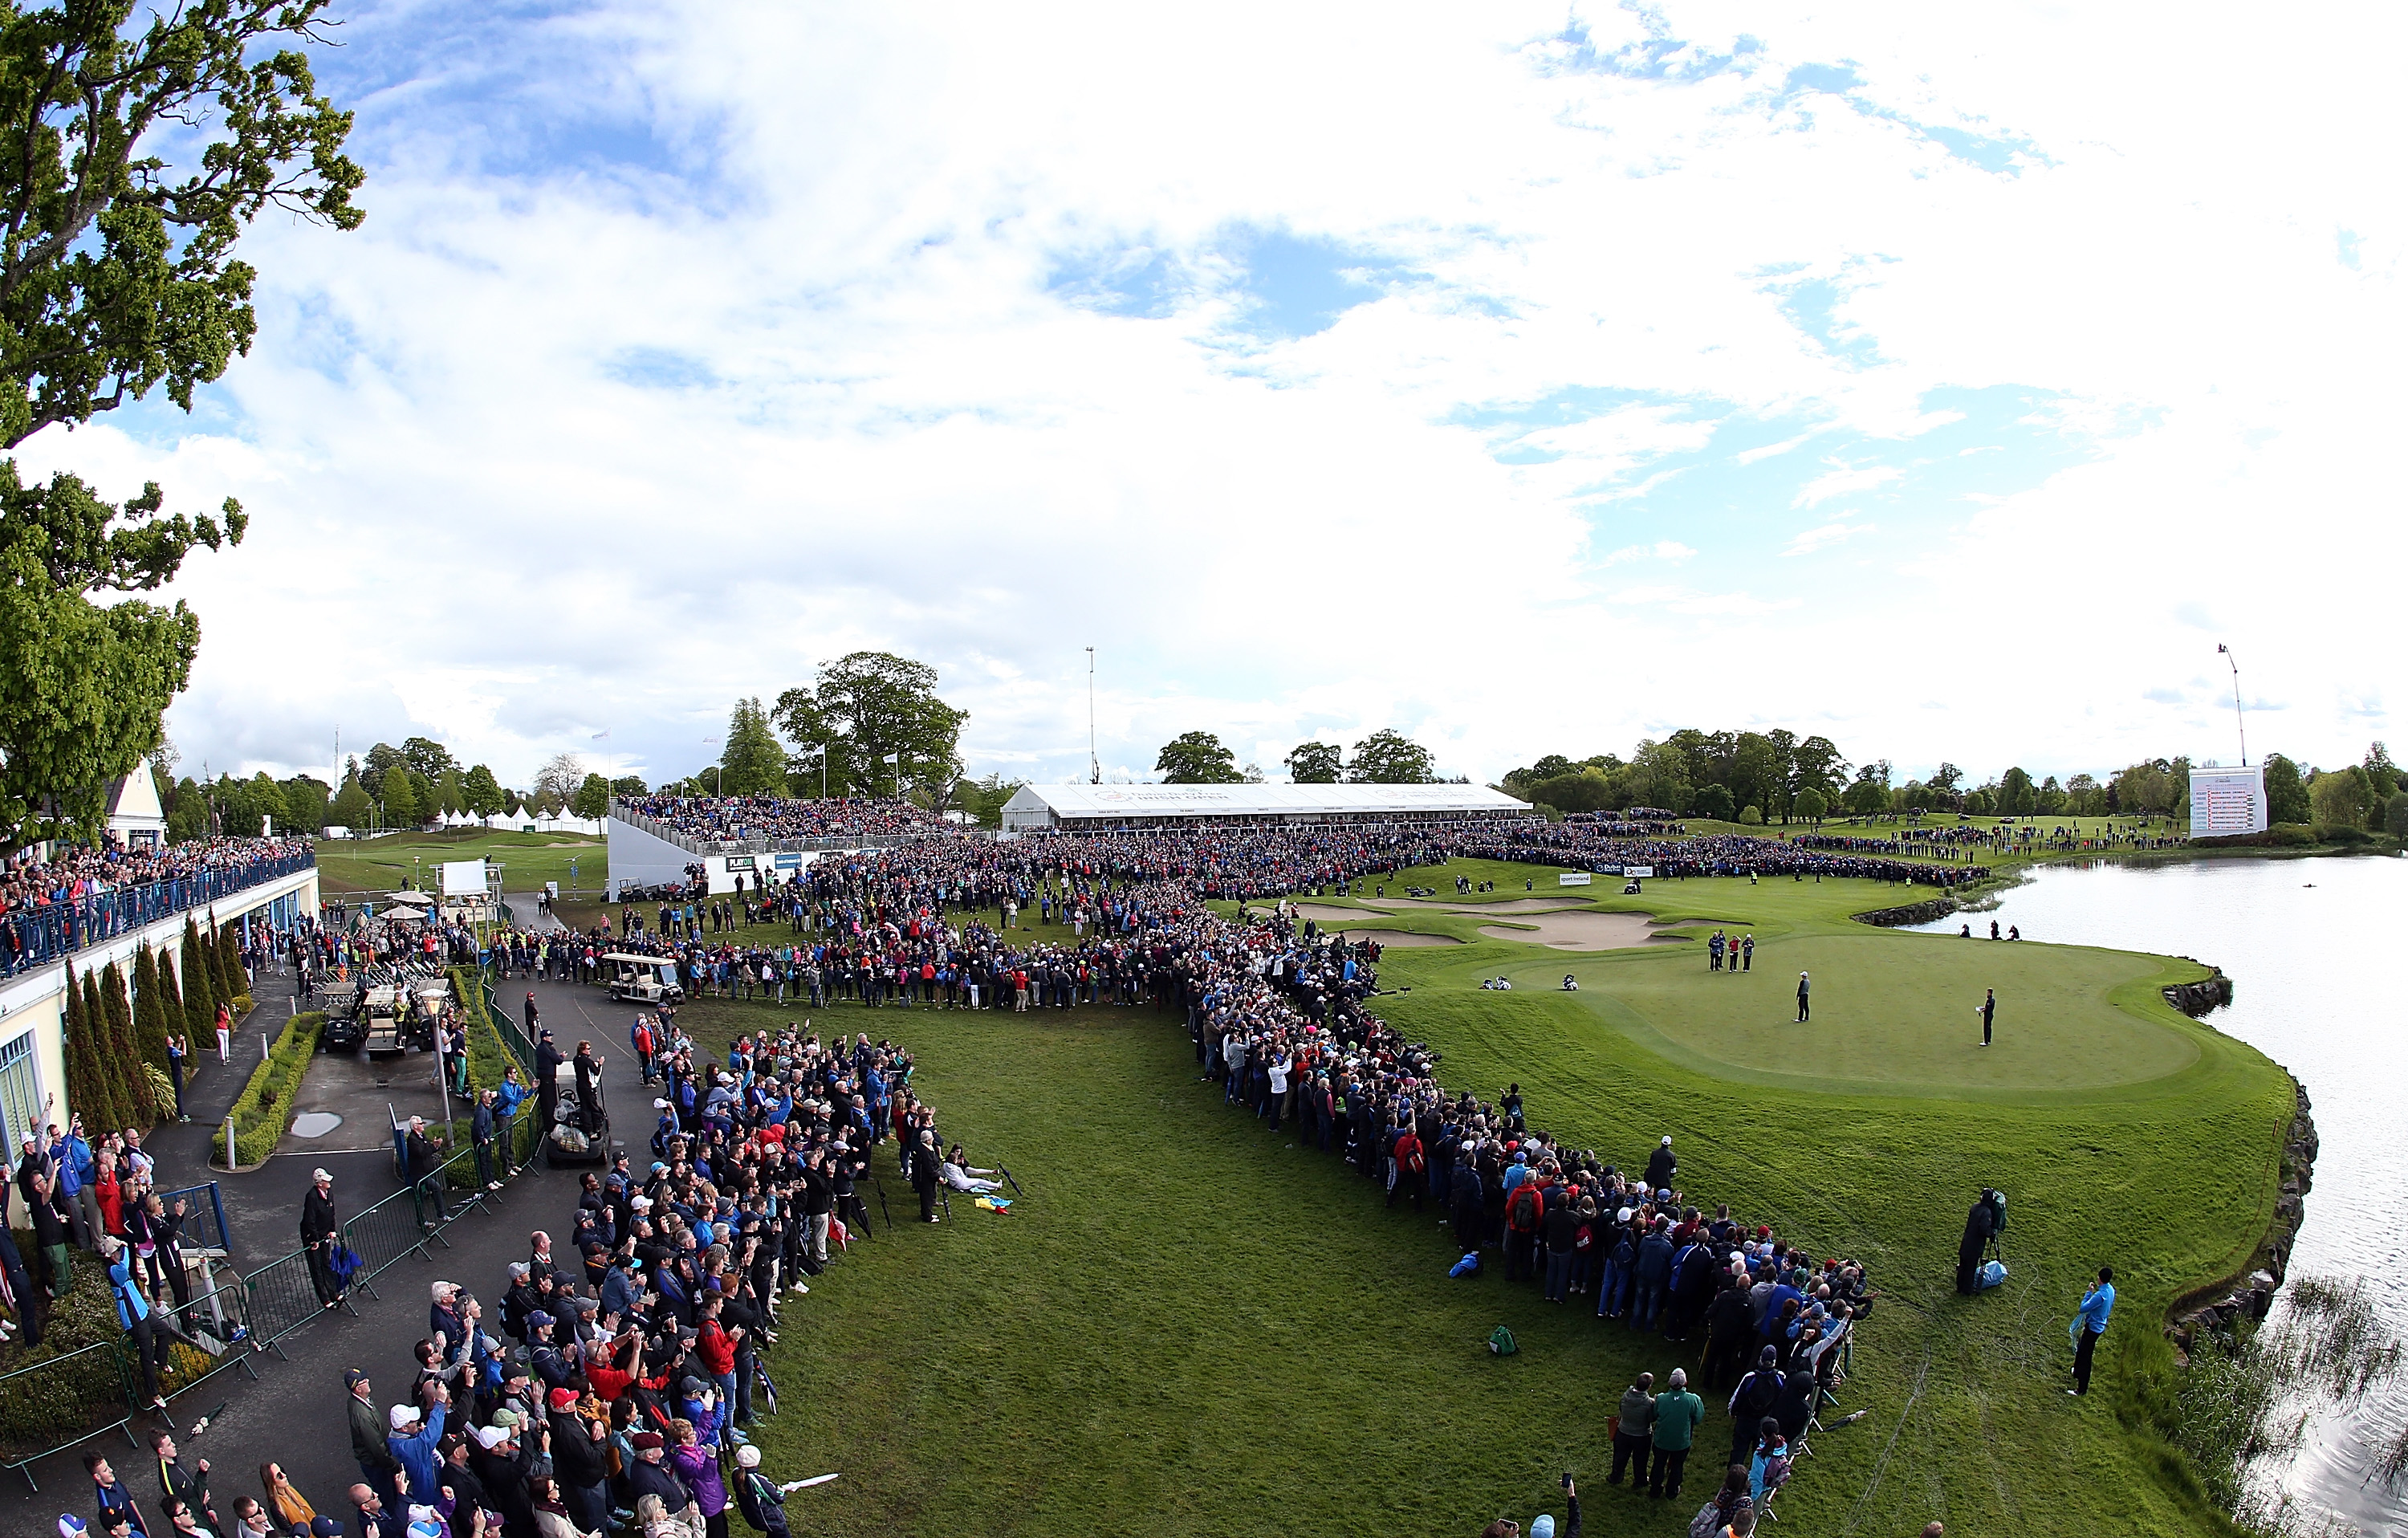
xmin=155 ymin=1272 xmax=265 ymax=1401
xmin=339 ymin=1182 xmax=434 ymax=1288
xmin=156 ymin=1181 xmax=230 ymax=1257
xmin=237 ymin=1246 xmax=354 ymax=1350
xmin=0 ymin=1340 xmax=139 ymax=1490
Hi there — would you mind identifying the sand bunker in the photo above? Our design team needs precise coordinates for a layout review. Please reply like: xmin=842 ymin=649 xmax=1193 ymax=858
xmin=1479 ymin=911 xmax=1662 ymax=951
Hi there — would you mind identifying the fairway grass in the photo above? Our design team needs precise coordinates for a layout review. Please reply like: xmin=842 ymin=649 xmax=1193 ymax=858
xmin=657 ymin=865 xmax=2288 ymax=1538
xmin=314 ymin=828 xmax=605 ymax=897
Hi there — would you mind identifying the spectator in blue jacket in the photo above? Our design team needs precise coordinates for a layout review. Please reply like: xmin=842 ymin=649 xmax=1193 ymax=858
xmin=2069 ymin=1266 xmax=2115 ymax=1396
xmin=493 ymin=1070 xmax=526 ymax=1176
xmin=386 ymin=1394 xmax=447 ymax=1506
xmin=101 ymin=1237 xmax=192 ymax=1409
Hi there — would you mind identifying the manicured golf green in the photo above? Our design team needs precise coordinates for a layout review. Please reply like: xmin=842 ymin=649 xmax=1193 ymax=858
xmin=1285 ymin=868 xmax=2202 ymax=1097
xmin=314 ymin=828 xmax=606 ymax=896
xmin=666 ymin=861 xmax=2292 ymax=1538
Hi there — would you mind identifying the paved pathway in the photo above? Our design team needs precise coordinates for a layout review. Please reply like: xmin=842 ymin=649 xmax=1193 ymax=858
xmin=0 ymin=961 xmax=649 ymax=1528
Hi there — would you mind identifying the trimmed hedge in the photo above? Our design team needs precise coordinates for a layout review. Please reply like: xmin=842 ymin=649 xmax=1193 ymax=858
xmin=219 ymin=1012 xmax=325 ymax=1166
xmin=0 ymin=1243 xmax=208 ymax=1458
xmin=449 ymin=967 xmax=527 ymax=1092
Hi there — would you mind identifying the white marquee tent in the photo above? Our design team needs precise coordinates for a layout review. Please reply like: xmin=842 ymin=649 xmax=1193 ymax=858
xmin=1000 ymin=781 xmax=1529 ymax=832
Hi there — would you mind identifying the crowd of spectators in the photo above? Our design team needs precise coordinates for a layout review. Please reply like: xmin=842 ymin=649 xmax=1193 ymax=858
xmin=1 ymin=835 xmax=315 ymax=975
xmin=566 ymin=822 xmax=1875 ymax=1531
xmin=27 ymin=808 xmax=1926 ymax=1537
xmin=6 ymin=1102 xmax=196 ymax=1395
xmin=1457 ymin=824 xmax=1991 ymax=888
xmin=88 ymin=1011 xmax=957 ymax=1538
xmin=620 ymin=796 xmax=948 ymax=847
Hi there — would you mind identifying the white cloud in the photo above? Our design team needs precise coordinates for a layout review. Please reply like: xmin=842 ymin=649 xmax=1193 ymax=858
xmin=18 ymin=0 xmax=2399 ymax=789
xmin=1782 ymin=521 xmax=1878 ymax=556
xmin=1793 ymin=462 xmax=1904 ymax=509
xmin=1736 ymin=430 xmax=1820 ymax=465
xmin=1601 ymin=540 xmax=1698 ymax=566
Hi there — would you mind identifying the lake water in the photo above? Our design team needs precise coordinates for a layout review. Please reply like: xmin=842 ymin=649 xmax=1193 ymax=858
xmin=1911 ymin=854 xmax=2408 ymax=1532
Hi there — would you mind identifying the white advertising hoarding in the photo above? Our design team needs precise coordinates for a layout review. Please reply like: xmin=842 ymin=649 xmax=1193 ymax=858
xmin=2190 ymin=765 xmax=2268 ymax=836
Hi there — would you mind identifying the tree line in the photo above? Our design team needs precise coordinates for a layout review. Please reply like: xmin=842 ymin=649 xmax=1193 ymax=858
xmin=1153 ymin=728 xmax=1460 ymax=786
xmin=664 ymin=653 xmax=994 ymax=816
xmin=149 ymin=735 xmax=632 ymax=839
xmin=1497 ymin=730 xmax=2408 ymax=834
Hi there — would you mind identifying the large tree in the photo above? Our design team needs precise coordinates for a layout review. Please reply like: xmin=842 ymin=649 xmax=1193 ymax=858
xmin=0 ymin=2 xmax=360 ymax=848
xmin=2309 ymin=767 xmax=2373 ymax=832
xmin=400 ymin=735 xmax=455 ymax=783
xmin=1156 ymin=730 xmax=1245 ymax=784
xmin=532 ymin=752 xmax=585 ymax=806
xmin=718 ymin=698 xmax=787 ymax=795
xmin=380 ymin=766 xmax=420 ymax=828
xmin=1284 ymin=740 xmax=1343 ymax=784
xmin=2260 ymin=755 xmax=2310 ymax=825
xmin=358 ymin=741 xmax=403 ymax=799
xmin=462 ymin=763 xmax=506 ymax=819
xmin=1345 ymin=728 xmax=1435 ymax=784
xmin=279 ymin=774 xmax=329 ymax=830
xmin=329 ymin=770 xmax=372 ymax=828
xmin=773 ymin=651 xmax=967 ymax=800
xmin=570 ymin=772 xmax=612 ymax=823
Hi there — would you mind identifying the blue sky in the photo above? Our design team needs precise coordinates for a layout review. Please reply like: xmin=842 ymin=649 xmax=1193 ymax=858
xmin=29 ymin=0 xmax=2400 ymax=791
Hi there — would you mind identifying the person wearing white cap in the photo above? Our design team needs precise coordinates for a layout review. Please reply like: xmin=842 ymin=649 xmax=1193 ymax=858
xmin=386 ymin=1389 xmax=447 ymax=1507
xmin=1795 ymin=970 xmax=1810 ymax=1023
xmin=730 ymin=1443 xmax=793 ymax=1538
xmin=1645 ymin=1137 xmax=1677 ymax=1191
xmin=303 ymin=1168 xmax=344 ymax=1309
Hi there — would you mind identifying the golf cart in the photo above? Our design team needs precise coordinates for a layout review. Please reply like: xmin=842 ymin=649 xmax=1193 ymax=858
xmin=360 ymin=985 xmax=407 ymax=1059
xmin=601 ymin=953 xmax=685 ymax=1007
xmin=321 ymin=992 xmax=368 ymax=1053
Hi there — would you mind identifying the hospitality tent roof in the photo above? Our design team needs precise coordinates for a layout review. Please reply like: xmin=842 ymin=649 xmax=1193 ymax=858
xmin=1001 ymin=781 xmax=1529 ymax=830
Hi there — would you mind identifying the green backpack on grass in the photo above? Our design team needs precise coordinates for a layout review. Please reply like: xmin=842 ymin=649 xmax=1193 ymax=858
xmin=1488 ymin=1325 xmax=1518 ymax=1357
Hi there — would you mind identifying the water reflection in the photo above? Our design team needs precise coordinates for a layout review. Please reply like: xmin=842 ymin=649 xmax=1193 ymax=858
xmin=1910 ymin=855 xmax=2408 ymax=1530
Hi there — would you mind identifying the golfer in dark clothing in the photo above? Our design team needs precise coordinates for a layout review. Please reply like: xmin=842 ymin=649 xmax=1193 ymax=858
xmin=1956 ymin=1190 xmax=1995 ymax=1294
xmin=1795 ymin=971 xmax=1811 ymax=1023
xmin=1981 ymin=988 xmax=1995 ymax=1047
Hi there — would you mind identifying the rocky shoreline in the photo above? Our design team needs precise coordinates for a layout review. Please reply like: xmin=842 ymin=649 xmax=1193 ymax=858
xmin=2166 ymin=1076 xmax=2319 ymax=1360
xmin=2161 ymin=969 xmax=2235 ymax=1015
xmin=1851 ymin=895 xmax=1964 ymax=926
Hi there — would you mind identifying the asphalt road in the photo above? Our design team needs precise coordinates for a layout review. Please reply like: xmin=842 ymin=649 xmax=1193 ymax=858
xmin=2 ymin=913 xmax=650 ymax=1533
